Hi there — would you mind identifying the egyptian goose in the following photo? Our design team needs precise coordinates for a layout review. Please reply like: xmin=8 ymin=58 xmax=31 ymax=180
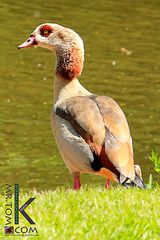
xmin=18 ymin=23 xmax=145 ymax=189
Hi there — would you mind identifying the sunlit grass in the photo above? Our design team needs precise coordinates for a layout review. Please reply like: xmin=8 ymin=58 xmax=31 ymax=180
xmin=149 ymin=151 xmax=160 ymax=174
xmin=0 ymin=186 xmax=160 ymax=240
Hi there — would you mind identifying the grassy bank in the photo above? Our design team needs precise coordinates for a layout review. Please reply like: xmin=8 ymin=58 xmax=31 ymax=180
xmin=0 ymin=186 xmax=160 ymax=240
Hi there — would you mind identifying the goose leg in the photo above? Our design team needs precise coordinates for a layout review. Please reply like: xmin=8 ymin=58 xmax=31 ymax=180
xmin=105 ymin=179 xmax=110 ymax=189
xmin=73 ymin=172 xmax=81 ymax=190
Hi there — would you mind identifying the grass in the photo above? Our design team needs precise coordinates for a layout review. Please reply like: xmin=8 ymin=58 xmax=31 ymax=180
xmin=149 ymin=151 xmax=160 ymax=174
xmin=0 ymin=186 xmax=160 ymax=240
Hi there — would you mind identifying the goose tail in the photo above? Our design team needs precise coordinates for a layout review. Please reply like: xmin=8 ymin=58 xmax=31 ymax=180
xmin=120 ymin=173 xmax=146 ymax=189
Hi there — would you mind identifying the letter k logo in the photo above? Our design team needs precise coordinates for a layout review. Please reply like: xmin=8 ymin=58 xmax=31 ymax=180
xmin=14 ymin=184 xmax=35 ymax=225
xmin=19 ymin=198 xmax=35 ymax=224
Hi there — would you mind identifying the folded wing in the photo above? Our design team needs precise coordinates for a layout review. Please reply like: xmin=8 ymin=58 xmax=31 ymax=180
xmin=92 ymin=95 xmax=135 ymax=180
xmin=55 ymin=95 xmax=135 ymax=180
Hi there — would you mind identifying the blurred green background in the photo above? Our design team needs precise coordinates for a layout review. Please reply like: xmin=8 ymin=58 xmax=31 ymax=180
xmin=0 ymin=0 xmax=159 ymax=190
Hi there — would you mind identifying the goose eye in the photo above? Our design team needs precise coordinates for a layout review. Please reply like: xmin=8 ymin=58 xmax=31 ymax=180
xmin=40 ymin=25 xmax=53 ymax=37
xmin=44 ymin=30 xmax=49 ymax=35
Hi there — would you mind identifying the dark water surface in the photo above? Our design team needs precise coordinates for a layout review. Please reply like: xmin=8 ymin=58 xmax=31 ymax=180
xmin=0 ymin=0 xmax=160 ymax=190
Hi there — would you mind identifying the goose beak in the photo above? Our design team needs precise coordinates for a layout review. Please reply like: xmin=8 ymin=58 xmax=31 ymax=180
xmin=18 ymin=35 xmax=38 ymax=49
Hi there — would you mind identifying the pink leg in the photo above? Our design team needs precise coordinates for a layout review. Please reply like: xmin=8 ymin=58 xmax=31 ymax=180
xmin=73 ymin=174 xmax=81 ymax=190
xmin=105 ymin=179 xmax=110 ymax=189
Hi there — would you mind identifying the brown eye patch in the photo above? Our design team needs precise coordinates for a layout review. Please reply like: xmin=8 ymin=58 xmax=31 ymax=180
xmin=40 ymin=25 xmax=53 ymax=37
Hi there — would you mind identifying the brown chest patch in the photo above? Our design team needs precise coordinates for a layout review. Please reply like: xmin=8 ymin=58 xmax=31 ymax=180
xmin=56 ymin=46 xmax=83 ymax=81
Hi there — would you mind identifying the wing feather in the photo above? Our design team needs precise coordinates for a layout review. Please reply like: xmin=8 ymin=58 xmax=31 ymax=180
xmin=55 ymin=96 xmax=105 ymax=154
xmin=92 ymin=96 xmax=135 ymax=179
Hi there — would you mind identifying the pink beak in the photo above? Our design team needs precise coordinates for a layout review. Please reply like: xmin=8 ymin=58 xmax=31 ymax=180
xmin=18 ymin=35 xmax=38 ymax=49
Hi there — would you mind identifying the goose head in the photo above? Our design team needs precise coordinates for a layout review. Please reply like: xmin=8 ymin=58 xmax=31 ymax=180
xmin=18 ymin=23 xmax=84 ymax=53
xmin=18 ymin=23 xmax=84 ymax=81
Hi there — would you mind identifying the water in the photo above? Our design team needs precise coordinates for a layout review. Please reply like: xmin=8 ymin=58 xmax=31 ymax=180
xmin=0 ymin=0 xmax=159 ymax=190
